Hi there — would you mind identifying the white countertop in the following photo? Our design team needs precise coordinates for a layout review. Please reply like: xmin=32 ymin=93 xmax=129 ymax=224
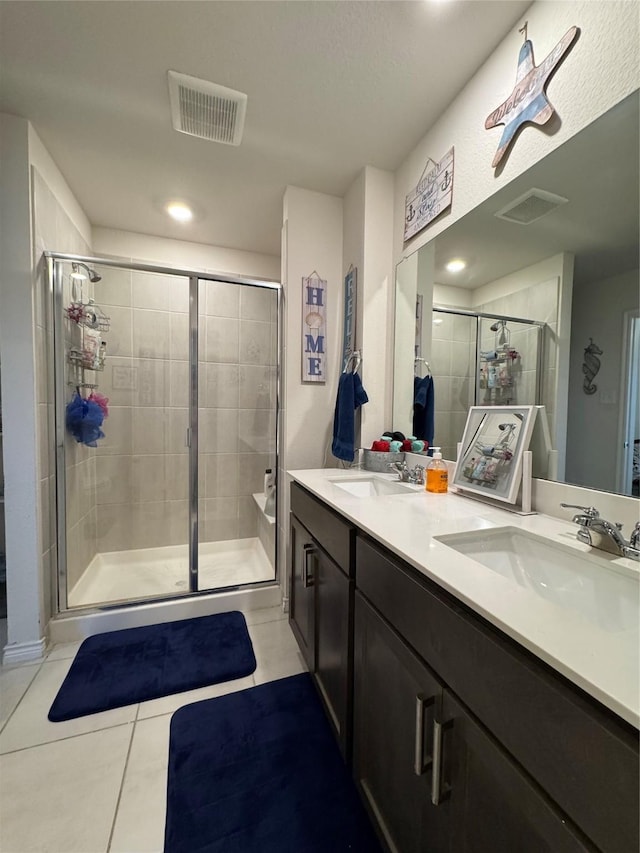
xmin=288 ymin=468 xmax=640 ymax=729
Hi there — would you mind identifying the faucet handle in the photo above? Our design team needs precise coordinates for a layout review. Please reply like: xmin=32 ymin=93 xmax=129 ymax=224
xmin=560 ymin=503 xmax=599 ymax=518
xmin=630 ymin=521 xmax=640 ymax=548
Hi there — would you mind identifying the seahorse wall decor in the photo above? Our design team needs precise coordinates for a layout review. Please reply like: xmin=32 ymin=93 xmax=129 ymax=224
xmin=582 ymin=338 xmax=603 ymax=395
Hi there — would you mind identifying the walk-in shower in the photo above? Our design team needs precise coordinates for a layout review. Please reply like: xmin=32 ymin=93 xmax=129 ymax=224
xmin=47 ymin=254 xmax=280 ymax=613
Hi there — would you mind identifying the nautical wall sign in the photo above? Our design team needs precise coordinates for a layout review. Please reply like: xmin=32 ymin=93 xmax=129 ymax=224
xmin=342 ymin=265 xmax=357 ymax=366
xmin=404 ymin=147 xmax=454 ymax=243
xmin=302 ymin=272 xmax=327 ymax=383
xmin=485 ymin=23 xmax=580 ymax=168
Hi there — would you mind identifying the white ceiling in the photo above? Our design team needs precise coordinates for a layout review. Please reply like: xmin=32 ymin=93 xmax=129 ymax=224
xmin=0 ymin=0 xmax=531 ymax=256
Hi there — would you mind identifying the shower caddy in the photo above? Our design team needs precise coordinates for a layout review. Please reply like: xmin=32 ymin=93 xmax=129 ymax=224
xmin=65 ymin=279 xmax=111 ymax=390
xmin=478 ymin=319 xmax=520 ymax=405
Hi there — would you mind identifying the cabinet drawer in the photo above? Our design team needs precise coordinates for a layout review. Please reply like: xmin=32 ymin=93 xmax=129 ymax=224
xmin=291 ymin=482 xmax=354 ymax=575
xmin=356 ymin=534 xmax=639 ymax=853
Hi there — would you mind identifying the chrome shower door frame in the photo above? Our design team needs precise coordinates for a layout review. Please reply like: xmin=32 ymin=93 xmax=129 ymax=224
xmin=48 ymin=252 xmax=281 ymax=614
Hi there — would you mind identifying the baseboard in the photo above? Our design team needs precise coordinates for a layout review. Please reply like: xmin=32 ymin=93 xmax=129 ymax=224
xmin=2 ymin=637 xmax=47 ymax=666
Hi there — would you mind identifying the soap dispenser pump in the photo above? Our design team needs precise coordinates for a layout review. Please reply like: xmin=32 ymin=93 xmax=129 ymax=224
xmin=426 ymin=447 xmax=448 ymax=494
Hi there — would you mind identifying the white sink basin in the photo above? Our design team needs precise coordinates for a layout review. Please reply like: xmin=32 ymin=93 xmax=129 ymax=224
xmin=328 ymin=476 xmax=418 ymax=497
xmin=435 ymin=527 xmax=639 ymax=633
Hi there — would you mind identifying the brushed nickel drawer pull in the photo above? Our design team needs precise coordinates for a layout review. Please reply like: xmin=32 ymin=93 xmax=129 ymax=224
xmin=431 ymin=719 xmax=443 ymax=805
xmin=303 ymin=544 xmax=315 ymax=588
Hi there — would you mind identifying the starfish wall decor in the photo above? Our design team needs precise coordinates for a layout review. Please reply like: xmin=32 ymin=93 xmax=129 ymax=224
xmin=485 ymin=24 xmax=580 ymax=168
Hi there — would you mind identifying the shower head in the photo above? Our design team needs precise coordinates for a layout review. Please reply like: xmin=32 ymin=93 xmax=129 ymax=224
xmin=71 ymin=262 xmax=102 ymax=283
xmin=490 ymin=320 xmax=504 ymax=332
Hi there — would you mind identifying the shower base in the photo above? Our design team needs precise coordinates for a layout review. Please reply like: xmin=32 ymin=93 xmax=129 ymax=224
xmin=68 ymin=537 xmax=274 ymax=609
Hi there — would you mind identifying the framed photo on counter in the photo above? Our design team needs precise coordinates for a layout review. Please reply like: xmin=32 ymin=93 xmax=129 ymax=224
xmin=453 ymin=405 xmax=536 ymax=504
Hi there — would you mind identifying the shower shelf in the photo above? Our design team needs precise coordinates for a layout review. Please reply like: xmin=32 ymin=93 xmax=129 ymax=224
xmin=68 ymin=348 xmax=105 ymax=372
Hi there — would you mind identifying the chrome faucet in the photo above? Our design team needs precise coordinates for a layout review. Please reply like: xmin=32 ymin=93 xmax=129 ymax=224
xmin=388 ymin=461 xmax=425 ymax=485
xmin=561 ymin=504 xmax=640 ymax=562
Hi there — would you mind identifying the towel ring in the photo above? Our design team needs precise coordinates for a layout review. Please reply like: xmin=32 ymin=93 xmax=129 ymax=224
xmin=414 ymin=357 xmax=431 ymax=377
xmin=343 ymin=350 xmax=361 ymax=374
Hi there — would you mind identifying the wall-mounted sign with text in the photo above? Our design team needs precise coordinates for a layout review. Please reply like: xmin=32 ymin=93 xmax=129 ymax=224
xmin=485 ymin=25 xmax=579 ymax=168
xmin=302 ymin=273 xmax=327 ymax=383
xmin=404 ymin=147 xmax=454 ymax=243
xmin=342 ymin=266 xmax=357 ymax=366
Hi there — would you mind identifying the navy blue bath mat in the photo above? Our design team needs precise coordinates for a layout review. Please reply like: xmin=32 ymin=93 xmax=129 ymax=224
xmin=48 ymin=611 xmax=256 ymax=722
xmin=164 ymin=673 xmax=381 ymax=853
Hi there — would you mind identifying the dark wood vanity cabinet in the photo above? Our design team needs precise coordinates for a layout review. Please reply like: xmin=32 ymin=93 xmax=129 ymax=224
xmin=289 ymin=483 xmax=355 ymax=759
xmin=354 ymin=593 xmax=592 ymax=853
xmin=355 ymin=533 xmax=639 ymax=853
xmin=288 ymin=485 xmax=639 ymax=852
xmin=288 ymin=515 xmax=315 ymax=669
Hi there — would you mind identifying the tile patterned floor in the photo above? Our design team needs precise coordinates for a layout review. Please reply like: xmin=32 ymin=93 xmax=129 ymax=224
xmin=0 ymin=606 xmax=305 ymax=853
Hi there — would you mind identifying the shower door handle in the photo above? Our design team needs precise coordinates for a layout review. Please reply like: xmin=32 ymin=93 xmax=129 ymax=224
xmin=302 ymin=544 xmax=315 ymax=588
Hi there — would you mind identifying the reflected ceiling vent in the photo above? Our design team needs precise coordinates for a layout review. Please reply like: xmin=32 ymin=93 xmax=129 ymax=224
xmin=168 ymin=70 xmax=247 ymax=146
xmin=494 ymin=189 xmax=569 ymax=225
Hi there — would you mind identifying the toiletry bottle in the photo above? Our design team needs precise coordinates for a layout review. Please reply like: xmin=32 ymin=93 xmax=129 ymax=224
xmin=264 ymin=479 xmax=276 ymax=517
xmin=426 ymin=447 xmax=448 ymax=494
xmin=264 ymin=468 xmax=273 ymax=496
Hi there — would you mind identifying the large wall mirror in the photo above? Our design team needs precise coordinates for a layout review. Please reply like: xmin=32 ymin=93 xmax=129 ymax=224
xmin=393 ymin=91 xmax=639 ymax=497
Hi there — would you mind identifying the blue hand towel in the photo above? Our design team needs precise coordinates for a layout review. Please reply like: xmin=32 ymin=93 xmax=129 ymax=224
xmin=332 ymin=372 xmax=369 ymax=462
xmin=413 ymin=375 xmax=434 ymax=446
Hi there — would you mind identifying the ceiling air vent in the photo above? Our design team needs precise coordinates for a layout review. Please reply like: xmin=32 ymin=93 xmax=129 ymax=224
xmin=494 ymin=189 xmax=569 ymax=225
xmin=168 ymin=70 xmax=247 ymax=146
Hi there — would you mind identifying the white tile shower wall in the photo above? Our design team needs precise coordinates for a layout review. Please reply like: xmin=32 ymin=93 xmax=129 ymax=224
xmin=32 ymin=168 xmax=92 ymax=616
xmin=430 ymin=313 xmax=475 ymax=461
xmin=94 ymin=274 xmax=277 ymax=556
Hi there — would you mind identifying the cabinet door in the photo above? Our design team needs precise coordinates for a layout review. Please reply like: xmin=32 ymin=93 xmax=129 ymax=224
xmin=288 ymin=516 xmax=315 ymax=670
xmin=439 ymin=689 xmax=593 ymax=853
xmin=353 ymin=593 xmax=448 ymax=853
xmin=315 ymin=546 xmax=352 ymax=759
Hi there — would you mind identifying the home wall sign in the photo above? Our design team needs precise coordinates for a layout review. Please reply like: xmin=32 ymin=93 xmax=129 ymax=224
xmin=485 ymin=23 xmax=580 ymax=168
xmin=302 ymin=272 xmax=327 ymax=383
xmin=404 ymin=147 xmax=454 ymax=243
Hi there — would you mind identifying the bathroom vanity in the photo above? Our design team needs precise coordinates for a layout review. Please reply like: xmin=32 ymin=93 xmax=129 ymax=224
xmin=288 ymin=469 xmax=639 ymax=853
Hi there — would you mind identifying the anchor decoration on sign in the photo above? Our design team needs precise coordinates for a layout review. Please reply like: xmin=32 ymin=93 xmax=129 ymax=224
xmin=404 ymin=148 xmax=454 ymax=242
xmin=485 ymin=22 xmax=580 ymax=168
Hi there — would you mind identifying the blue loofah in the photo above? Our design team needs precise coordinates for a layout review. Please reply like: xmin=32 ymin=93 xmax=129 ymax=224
xmin=389 ymin=440 xmax=402 ymax=453
xmin=66 ymin=392 xmax=105 ymax=447
xmin=411 ymin=440 xmax=425 ymax=452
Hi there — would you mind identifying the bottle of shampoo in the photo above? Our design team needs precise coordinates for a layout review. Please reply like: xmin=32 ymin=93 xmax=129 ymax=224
xmin=426 ymin=447 xmax=448 ymax=494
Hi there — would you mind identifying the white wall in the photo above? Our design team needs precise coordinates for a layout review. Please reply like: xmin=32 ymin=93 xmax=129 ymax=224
xmin=342 ymin=166 xmax=395 ymax=450
xmin=282 ymin=187 xmax=344 ymax=471
xmin=93 ymin=228 xmax=279 ymax=282
xmin=0 ymin=115 xmax=43 ymax=660
xmin=280 ymin=185 xmax=343 ymax=595
xmin=29 ymin=128 xmax=92 ymax=248
xmin=566 ymin=267 xmax=639 ymax=492
xmin=433 ymin=284 xmax=472 ymax=309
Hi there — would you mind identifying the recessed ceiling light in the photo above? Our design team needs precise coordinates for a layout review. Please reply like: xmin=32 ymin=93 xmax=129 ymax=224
xmin=166 ymin=202 xmax=193 ymax=223
xmin=445 ymin=258 xmax=466 ymax=273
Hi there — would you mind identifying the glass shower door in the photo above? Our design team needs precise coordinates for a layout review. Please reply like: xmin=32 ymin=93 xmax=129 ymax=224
xmin=196 ymin=278 xmax=278 ymax=592
xmin=56 ymin=260 xmax=192 ymax=608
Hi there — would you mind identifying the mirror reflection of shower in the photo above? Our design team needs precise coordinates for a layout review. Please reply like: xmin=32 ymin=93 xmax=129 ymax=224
xmin=423 ymin=306 xmax=544 ymax=462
